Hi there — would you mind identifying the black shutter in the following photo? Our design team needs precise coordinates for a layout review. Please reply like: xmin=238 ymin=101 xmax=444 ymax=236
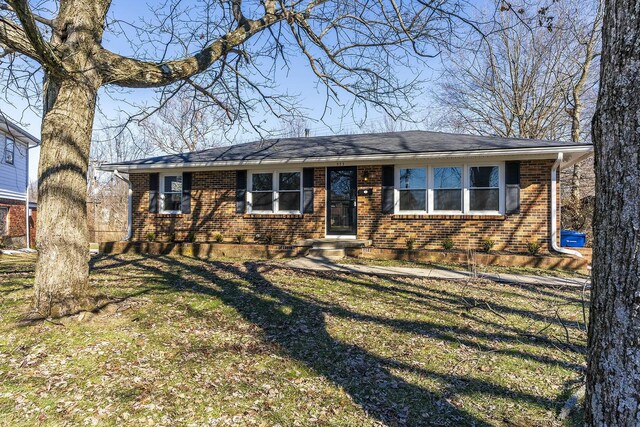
xmin=382 ymin=165 xmax=395 ymax=214
xmin=505 ymin=161 xmax=521 ymax=214
xmin=236 ymin=170 xmax=247 ymax=214
xmin=181 ymin=172 xmax=192 ymax=214
xmin=302 ymin=168 xmax=314 ymax=213
xmin=149 ymin=173 xmax=159 ymax=213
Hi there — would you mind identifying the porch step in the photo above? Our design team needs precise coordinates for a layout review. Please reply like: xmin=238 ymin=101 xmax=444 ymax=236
xmin=297 ymin=239 xmax=372 ymax=249
xmin=307 ymin=248 xmax=346 ymax=260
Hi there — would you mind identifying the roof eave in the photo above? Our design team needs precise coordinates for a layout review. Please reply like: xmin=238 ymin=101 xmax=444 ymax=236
xmin=98 ymin=144 xmax=593 ymax=172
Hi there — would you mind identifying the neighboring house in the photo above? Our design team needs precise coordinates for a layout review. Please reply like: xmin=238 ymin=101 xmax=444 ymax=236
xmin=0 ymin=118 xmax=39 ymax=247
xmin=100 ymin=131 xmax=592 ymax=254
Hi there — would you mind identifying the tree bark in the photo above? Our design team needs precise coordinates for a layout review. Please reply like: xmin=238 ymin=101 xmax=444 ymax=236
xmin=34 ymin=76 xmax=98 ymax=317
xmin=585 ymin=0 xmax=640 ymax=424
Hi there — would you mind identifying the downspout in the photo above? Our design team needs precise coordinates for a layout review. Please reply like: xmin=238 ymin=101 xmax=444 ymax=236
xmin=551 ymin=153 xmax=583 ymax=258
xmin=113 ymin=169 xmax=133 ymax=241
xmin=25 ymin=141 xmax=30 ymax=249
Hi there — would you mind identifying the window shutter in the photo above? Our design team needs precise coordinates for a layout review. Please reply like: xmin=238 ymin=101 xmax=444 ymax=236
xmin=149 ymin=173 xmax=159 ymax=213
xmin=236 ymin=170 xmax=247 ymax=214
xmin=302 ymin=168 xmax=314 ymax=213
xmin=182 ymin=172 xmax=192 ymax=214
xmin=505 ymin=161 xmax=520 ymax=214
xmin=382 ymin=165 xmax=395 ymax=214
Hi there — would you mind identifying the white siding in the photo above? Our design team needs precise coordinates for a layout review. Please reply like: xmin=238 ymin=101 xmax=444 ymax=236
xmin=0 ymin=132 xmax=28 ymax=201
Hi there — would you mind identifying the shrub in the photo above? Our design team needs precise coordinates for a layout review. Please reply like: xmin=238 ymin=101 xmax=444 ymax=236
xmin=441 ymin=238 xmax=454 ymax=251
xmin=235 ymin=234 xmax=246 ymax=243
xmin=168 ymin=232 xmax=177 ymax=242
xmin=527 ymin=241 xmax=541 ymax=255
xmin=480 ymin=238 xmax=495 ymax=253
xmin=263 ymin=234 xmax=274 ymax=244
xmin=186 ymin=232 xmax=196 ymax=243
xmin=213 ymin=233 xmax=224 ymax=243
xmin=145 ymin=232 xmax=155 ymax=242
xmin=406 ymin=237 xmax=416 ymax=250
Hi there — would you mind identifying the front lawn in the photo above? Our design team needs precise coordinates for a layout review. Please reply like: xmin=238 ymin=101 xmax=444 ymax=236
xmin=0 ymin=254 xmax=587 ymax=426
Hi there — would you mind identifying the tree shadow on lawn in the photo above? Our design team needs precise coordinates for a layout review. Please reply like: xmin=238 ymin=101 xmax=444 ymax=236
xmin=91 ymin=255 xmax=584 ymax=426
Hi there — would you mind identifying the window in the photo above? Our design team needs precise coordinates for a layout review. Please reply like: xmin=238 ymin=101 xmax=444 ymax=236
xmin=160 ymin=174 xmax=182 ymax=213
xmin=252 ymin=173 xmax=274 ymax=212
xmin=0 ymin=207 xmax=7 ymax=236
xmin=398 ymin=168 xmax=427 ymax=212
xmin=249 ymin=171 xmax=302 ymax=213
xmin=469 ymin=166 xmax=500 ymax=211
xmin=278 ymin=172 xmax=301 ymax=212
xmin=4 ymin=138 xmax=14 ymax=165
xmin=433 ymin=167 xmax=462 ymax=211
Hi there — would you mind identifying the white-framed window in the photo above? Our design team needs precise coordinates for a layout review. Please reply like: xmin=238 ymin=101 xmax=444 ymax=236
xmin=4 ymin=138 xmax=14 ymax=165
xmin=433 ymin=166 xmax=463 ymax=213
xmin=468 ymin=165 xmax=500 ymax=213
xmin=395 ymin=163 xmax=504 ymax=215
xmin=0 ymin=207 xmax=8 ymax=236
xmin=248 ymin=170 xmax=302 ymax=214
xmin=160 ymin=173 xmax=182 ymax=214
xmin=396 ymin=167 xmax=427 ymax=213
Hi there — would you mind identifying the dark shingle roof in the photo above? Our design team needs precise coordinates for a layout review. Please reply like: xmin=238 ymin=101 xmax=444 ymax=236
xmin=102 ymin=130 xmax=590 ymax=169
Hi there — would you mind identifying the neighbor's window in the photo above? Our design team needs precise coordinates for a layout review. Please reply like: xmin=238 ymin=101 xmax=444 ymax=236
xmin=4 ymin=138 xmax=14 ymax=165
xmin=433 ymin=167 xmax=462 ymax=211
xmin=0 ymin=207 xmax=7 ymax=236
xmin=469 ymin=166 xmax=500 ymax=211
xmin=251 ymin=173 xmax=274 ymax=212
xmin=398 ymin=168 xmax=427 ymax=211
xmin=277 ymin=172 xmax=301 ymax=212
xmin=161 ymin=174 xmax=182 ymax=213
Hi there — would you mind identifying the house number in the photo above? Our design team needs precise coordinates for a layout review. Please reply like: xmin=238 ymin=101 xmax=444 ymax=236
xmin=336 ymin=162 xmax=345 ymax=166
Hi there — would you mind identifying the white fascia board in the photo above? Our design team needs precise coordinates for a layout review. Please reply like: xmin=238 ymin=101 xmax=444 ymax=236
xmin=99 ymin=145 xmax=593 ymax=173
xmin=0 ymin=189 xmax=27 ymax=201
xmin=0 ymin=121 xmax=40 ymax=148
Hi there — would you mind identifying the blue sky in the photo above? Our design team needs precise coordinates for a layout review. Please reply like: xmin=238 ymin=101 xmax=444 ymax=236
xmin=2 ymin=0 xmax=476 ymax=181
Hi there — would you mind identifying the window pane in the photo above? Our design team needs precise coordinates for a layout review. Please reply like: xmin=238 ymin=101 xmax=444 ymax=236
xmin=163 ymin=193 xmax=182 ymax=211
xmin=278 ymin=192 xmax=300 ymax=211
xmin=470 ymin=166 xmax=499 ymax=188
xmin=399 ymin=168 xmax=426 ymax=189
xmin=252 ymin=192 xmax=273 ymax=211
xmin=470 ymin=189 xmax=499 ymax=211
xmin=399 ymin=190 xmax=426 ymax=211
xmin=252 ymin=173 xmax=273 ymax=191
xmin=434 ymin=167 xmax=461 ymax=188
xmin=434 ymin=189 xmax=462 ymax=211
xmin=164 ymin=175 xmax=182 ymax=192
xmin=279 ymin=172 xmax=300 ymax=191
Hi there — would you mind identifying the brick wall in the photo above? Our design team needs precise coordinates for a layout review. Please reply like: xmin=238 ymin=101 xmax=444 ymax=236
xmin=0 ymin=198 xmax=27 ymax=245
xmin=130 ymin=160 xmax=558 ymax=253
xmin=356 ymin=160 xmax=557 ymax=253
xmin=131 ymin=169 xmax=326 ymax=244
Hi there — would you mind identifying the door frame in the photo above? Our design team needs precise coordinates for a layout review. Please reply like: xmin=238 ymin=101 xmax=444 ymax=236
xmin=325 ymin=166 xmax=358 ymax=237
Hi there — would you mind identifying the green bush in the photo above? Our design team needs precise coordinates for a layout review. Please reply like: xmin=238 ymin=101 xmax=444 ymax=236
xmin=527 ymin=241 xmax=541 ymax=255
xmin=145 ymin=232 xmax=155 ymax=242
xmin=480 ymin=239 xmax=495 ymax=253
xmin=441 ymin=238 xmax=454 ymax=251
xmin=213 ymin=233 xmax=224 ymax=243
xmin=406 ymin=238 xmax=416 ymax=250
xmin=263 ymin=234 xmax=274 ymax=244
xmin=235 ymin=234 xmax=246 ymax=244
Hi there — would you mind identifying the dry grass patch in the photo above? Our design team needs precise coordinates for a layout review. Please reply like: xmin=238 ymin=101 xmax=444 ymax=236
xmin=0 ymin=254 xmax=586 ymax=426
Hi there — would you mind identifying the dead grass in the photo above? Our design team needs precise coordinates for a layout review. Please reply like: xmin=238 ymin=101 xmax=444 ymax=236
xmin=0 ymin=253 xmax=587 ymax=426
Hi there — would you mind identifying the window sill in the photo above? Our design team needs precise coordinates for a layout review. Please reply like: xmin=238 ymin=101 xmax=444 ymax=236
xmin=157 ymin=212 xmax=183 ymax=217
xmin=392 ymin=214 xmax=506 ymax=220
xmin=244 ymin=213 xmax=304 ymax=219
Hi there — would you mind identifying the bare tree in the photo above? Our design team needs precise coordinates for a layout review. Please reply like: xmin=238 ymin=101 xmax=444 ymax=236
xmin=0 ymin=0 xmax=478 ymax=316
xmin=436 ymin=0 xmax=601 ymax=143
xmin=585 ymin=0 xmax=640 ymax=423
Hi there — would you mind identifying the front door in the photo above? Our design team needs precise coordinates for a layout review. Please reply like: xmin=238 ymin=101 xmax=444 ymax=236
xmin=327 ymin=167 xmax=357 ymax=236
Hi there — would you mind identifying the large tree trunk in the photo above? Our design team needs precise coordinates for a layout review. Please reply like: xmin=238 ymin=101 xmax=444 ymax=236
xmin=585 ymin=0 xmax=640 ymax=424
xmin=33 ymin=77 xmax=98 ymax=317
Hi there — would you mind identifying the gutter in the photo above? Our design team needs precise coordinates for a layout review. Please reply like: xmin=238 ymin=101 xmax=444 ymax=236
xmin=551 ymin=153 xmax=582 ymax=258
xmin=113 ymin=170 xmax=133 ymax=241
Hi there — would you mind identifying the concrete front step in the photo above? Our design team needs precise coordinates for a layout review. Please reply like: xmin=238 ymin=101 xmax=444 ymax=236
xmin=297 ymin=238 xmax=372 ymax=249
xmin=307 ymin=248 xmax=346 ymax=259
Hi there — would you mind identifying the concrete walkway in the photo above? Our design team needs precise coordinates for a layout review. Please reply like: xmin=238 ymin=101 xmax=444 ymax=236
xmin=285 ymin=257 xmax=590 ymax=288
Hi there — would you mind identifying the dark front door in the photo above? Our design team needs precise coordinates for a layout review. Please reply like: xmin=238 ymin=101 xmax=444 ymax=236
xmin=327 ymin=167 xmax=357 ymax=235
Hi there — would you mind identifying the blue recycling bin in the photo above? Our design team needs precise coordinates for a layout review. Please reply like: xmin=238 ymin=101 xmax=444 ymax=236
xmin=560 ymin=230 xmax=586 ymax=248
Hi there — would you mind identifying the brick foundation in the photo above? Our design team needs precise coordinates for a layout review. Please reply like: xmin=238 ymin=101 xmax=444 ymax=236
xmin=0 ymin=198 xmax=27 ymax=246
xmin=130 ymin=160 xmax=559 ymax=254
